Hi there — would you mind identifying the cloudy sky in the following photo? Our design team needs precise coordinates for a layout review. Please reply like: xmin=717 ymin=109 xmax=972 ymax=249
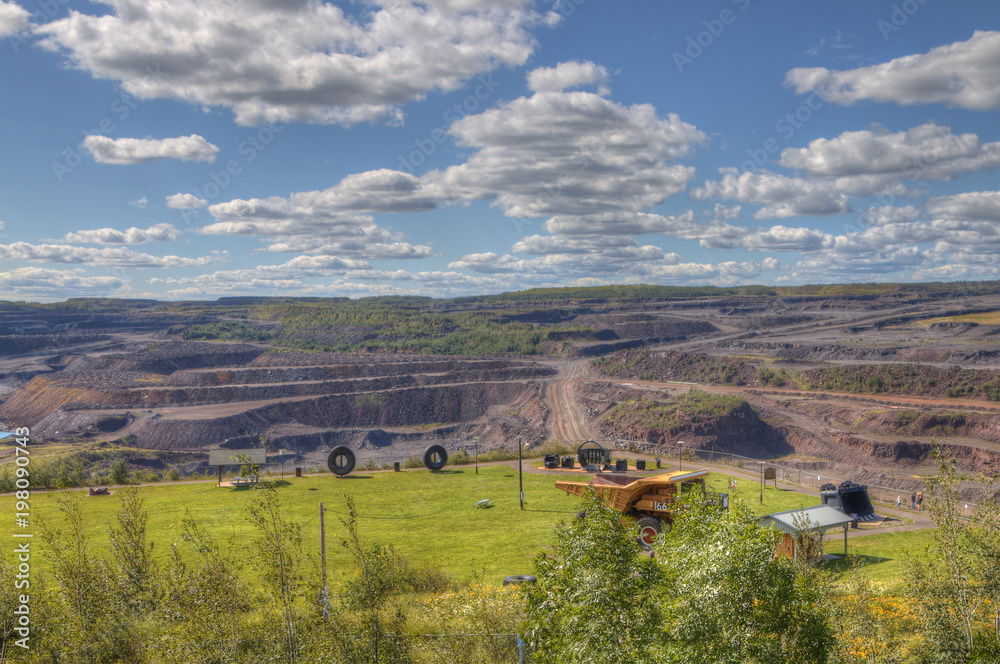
xmin=1 ymin=0 xmax=998 ymax=302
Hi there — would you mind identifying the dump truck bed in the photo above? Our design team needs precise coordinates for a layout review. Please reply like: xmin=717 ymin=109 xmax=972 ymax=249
xmin=555 ymin=469 xmax=710 ymax=513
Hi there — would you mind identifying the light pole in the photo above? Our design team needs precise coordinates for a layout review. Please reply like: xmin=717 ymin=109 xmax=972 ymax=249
xmin=677 ymin=440 xmax=686 ymax=471
xmin=756 ymin=461 xmax=764 ymax=504
xmin=473 ymin=436 xmax=480 ymax=475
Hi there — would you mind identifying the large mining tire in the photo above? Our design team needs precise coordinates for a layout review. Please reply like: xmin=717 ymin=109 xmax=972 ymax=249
xmin=328 ymin=446 xmax=356 ymax=476
xmin=423 ymin=444 xmax=448 ymax=471
xmin=502 ymin=575 xmax=537 ymax=586
xmin=637 ymin=516 xmax=662 ymax=550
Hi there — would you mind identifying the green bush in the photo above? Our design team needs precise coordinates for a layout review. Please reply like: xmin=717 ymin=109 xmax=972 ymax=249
xmin=109 ymin=459 xmax=131 ymax=485
xmin=403 ymin=454 xmax=425 ymax=469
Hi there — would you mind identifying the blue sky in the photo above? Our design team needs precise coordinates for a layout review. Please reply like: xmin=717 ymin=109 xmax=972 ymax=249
xmin=1 ymin=0 xmax=998 ymax=302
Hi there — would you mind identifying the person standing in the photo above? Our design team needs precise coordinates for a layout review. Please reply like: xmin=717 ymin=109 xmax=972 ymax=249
xmin=896 ymin=496 xmax=901 ymax=510
xmin=910 ymin=492 xmax=916 ymax=510
xmin=917 ymin=490 xmax=923 ymax=511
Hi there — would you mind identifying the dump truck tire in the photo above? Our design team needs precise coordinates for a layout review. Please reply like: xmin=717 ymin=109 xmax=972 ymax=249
xmin=423 ymin=444 xmax=448 ymax=471
xmin=328 ymin=446 xmax=356 ymax=476
xmin=502 ymin=575 xmax=536 ymax=586
xmin=637 ymin=516 xmax=662 ymax=549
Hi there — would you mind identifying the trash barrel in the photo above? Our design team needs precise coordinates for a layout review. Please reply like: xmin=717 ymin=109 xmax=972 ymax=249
xmin=615 ymin=459 xmax=628 ymax=472
xmin=636 ymin=460 xmax=646 ymax=471
xmin=295 ymin=467 xmax=302 ymax=477
xmin=394 ymin=462 xmax=401 ymax=472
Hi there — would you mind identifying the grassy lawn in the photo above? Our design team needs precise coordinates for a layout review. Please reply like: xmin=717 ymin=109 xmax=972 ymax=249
xmin=2 ymin=465 xmax=588 ymax=584
xmin=0 ymin=463 xmax=923 ymax=587
xmin=822 ymin=529 xmax=938 ymax=586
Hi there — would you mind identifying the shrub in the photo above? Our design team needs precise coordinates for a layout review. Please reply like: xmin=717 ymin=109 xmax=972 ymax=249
xmin=403 ymin=455 xmax=425 ymax=469
xmin=110 ymin=459 xmax=131 ymax=485
xmin=449 ymin=448 xmax=472 ymax=465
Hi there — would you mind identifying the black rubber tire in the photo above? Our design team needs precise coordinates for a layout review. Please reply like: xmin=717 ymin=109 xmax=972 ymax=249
xmin=423 ymin=444 xmax=448 ymax=471
xmin=502 ymin=575 xmax=537 ymax=586
xmin=327 ymin=446 xmax=356 ymax=476
xmin=636 ymin=516 xmax=662 ymax=550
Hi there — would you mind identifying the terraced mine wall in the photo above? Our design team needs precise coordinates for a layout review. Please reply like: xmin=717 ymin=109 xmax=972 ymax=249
xmin=94 ymin=381 xmax=535 ymax=450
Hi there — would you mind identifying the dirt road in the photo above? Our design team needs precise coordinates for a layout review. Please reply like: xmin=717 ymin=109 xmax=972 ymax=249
xmin=544 ymin=360 xmax=593 ymax=444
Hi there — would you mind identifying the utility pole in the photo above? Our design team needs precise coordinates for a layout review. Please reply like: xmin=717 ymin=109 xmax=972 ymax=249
xmin=474 ymin=436 xmax=480 ymax=475
xmin=319 ymin=501 xmax=329 ymax=620
xmin=319 ymin=501 xmax=327 ymax=590
xmin=518 ymin=436 xmax=524 ymax=509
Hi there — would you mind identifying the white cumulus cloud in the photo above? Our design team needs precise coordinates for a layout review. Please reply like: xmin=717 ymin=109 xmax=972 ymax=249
xmin=527 ymin=61 xmax=610 ymax=94
xmin=166 ymin=193 xmax=209 ymax=210
xmin=36 ymin=0 xmax=548 ymax=126
xmin=84 ymin=135 xmax=219 ymax=165
xmin=0 ymin=242 xmax=225 ymax=268
xmin=786 ymin=31 xmax=1000 ymax=111
xmin=779 ymin=123 xmax=1000 ymax=194
xmin=690 ymin=169 xmax=851 ymax=219
xmin=926 ymin=191 xmax=1000 ymax=221
xmin=0 ymin=1 xmax=29 ymax=38
xmin=61 ymin=224 xmax=180 ymax=245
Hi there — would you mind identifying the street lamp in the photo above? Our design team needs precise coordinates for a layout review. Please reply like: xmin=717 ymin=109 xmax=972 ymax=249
xmin=756 ymin=461 xmax=765 ymax=504
xmin=677 ymin=440 xmax=686 ymax=471
xmin=473 ymin=436 xmax=480 ymax=475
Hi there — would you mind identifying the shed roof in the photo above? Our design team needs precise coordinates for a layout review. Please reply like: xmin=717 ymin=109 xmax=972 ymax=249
xmin=759 ymin=505 xmax=853 ymax=535
xmin=208 ymin=448 xmax=266 ymax=466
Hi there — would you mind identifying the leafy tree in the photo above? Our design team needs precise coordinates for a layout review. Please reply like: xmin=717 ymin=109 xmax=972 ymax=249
xmin=158 ymin=512 xmax=252 ymax=663
xmin=39 ymin=495 xmax=144 ymax=662
xmin=246 ymin=486 xmax=304 ymax=663
xmin=523 ymin=492 xmax=834 ymax=663
xmin=110 ymin=458 xmax=131 ymax=485
xmin=523 ymin=492 xmax=665 ymax=664
xmin=108 ymin=487 xmax=158 ymax=613
xmin=330 ymin=494 xmax=413 ymax=664
xmin=655 ymin=497 xmax=833 ymax=663
xmin=907 ymin=446 xmax=1000 ymax=662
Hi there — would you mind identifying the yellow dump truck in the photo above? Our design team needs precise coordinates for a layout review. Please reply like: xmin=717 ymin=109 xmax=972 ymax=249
xmin=556 ymin=469 xmax=725 ymax=547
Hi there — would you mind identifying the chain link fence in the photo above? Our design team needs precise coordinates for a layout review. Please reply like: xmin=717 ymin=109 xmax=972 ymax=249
xmin=608 ymin=439 xmax=975 ymax=513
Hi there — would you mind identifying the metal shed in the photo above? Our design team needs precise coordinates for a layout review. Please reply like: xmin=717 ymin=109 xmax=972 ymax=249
xmin=758 ymin=505 xmax=854 ymax=560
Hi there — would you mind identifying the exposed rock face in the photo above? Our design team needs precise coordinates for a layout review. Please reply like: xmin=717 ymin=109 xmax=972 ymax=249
xmin=71 ymin=381 xmax=539 ymax=450
xmin=599 ymin=399 xmax=792 ymax=458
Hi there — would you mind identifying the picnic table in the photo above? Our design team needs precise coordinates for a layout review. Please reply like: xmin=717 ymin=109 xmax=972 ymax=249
xmin=232 ymin=475 xmax=259 ymax=487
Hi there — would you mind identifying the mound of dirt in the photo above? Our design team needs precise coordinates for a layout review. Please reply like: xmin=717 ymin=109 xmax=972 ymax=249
xmin=598 ymin=396 xmax=792 ymax=458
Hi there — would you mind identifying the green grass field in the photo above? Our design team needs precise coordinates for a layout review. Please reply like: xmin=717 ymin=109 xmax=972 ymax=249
xmin=0 ymin=463 xmax=929 ymax=587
